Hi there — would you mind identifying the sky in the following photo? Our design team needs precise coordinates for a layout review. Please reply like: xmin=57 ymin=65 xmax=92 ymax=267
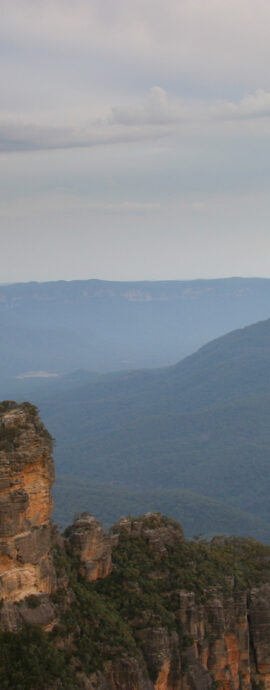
xmin=1 ymin=0 xmax=270 ymax=283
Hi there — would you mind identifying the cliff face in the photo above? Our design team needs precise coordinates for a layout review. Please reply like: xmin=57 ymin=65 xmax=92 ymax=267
xmin=68 ymin=513 xmax=112 ymax=581
xmin=0 ymin=402 xmax=55 ymax=603
xmin=133 ymin=584 xmax=270 ymax=690
xmin=0 ymin=403 xmax=111 ymax=614
xmin=176 ymin=590 xmax=250 ymax=690
xmin=85 ymin=516 xmax=270 ymax=690
xmin=249 ymin=584 xmax=270 ymax=689
xmin=2 ymin=405 xmax=270 ymax=690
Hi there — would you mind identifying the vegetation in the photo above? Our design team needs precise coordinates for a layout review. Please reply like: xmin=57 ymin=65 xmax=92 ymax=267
xmin=0 ymin=401 xmax=54 ymax=453
xmin=5 ymin=286 xmax=270 ymax=539
xmin=0 ymin=401 xmax=17 ymax=414
xmin=53 ymin=475 xmax=270 ymax=541
xmin=31 ymin=316 xmax=270 ymax=541
xmin=97 ymin=522 xmax=270 ymax=609
xmin=2 ymin=515 xmax=270 ymax=687
xmin=2 ymin=276 xmax=270 ymax=389
xmin=0 ymin=626 xmax=76 ymax=689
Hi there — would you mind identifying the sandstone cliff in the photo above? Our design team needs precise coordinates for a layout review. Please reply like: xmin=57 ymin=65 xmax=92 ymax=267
xmin=67 ymin=512 xmax=111 ymax=581
xmin=0 ymin=401 xmax=56 ymax=604
xmin=72 ymin=515 xmax=270 ymax=690
xmin=0 ymin=402 xmax=110 ymax=636
xmin=2 ymin=404 xmax=270 ymax=690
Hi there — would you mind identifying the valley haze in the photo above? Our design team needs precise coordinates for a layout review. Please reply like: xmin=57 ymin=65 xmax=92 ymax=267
xmin=2 ymin=277 xmax=270 ymax=542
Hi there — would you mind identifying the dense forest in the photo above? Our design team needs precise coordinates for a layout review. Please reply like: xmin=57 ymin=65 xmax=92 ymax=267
xmin=32 ymin=317 xmax=270 ymax=541
xmin=2 ymin=514 xmax=270 ymax=689
xmin=2 ymin=277 xmax=270 ymax=387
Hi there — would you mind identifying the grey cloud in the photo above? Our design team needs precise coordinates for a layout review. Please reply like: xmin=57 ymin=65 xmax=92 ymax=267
xmin=217 ymin=90 xmax=270 ymax=121
xmin=0 ymin=119 xmax=170 ymax=154
xmin=3 ymin=87 xmax=270 ymax=153
xmin=110 ymin=87 xmax=181 ymax=126
xmin=111 ymin=88 xmax=270 ymax=128
xmin=2 ymin=0 xmax=270 ymax=89
xmin=2 ymin=1 xmax=270 ymax=284
xmin=3 ymin=2 xmax=270 ymax=157
xmin=0 ymin=194 xmax=164 ymax=218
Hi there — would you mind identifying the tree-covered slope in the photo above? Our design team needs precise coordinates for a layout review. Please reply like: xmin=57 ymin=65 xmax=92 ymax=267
xmin=2 ymin=513 xmax=270 ymax=689
xmin=53 ymin=477 xmax=270 ymax=542
xmin=30 ymin=317 xmax=270 ymax=536
xmin=2 ymin=277 xmax=270 ymax=385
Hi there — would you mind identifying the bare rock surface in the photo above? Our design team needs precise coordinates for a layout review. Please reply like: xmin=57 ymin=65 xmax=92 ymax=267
xmin=2 ymin=405 xmax=270 ymax=689
xmin=111 ymin=513 xmax=185 ymax=555
xmin=67 ymin=512 xmax=112 ymax=581
xmin=0 ymin=402 xmax=56 ymax=607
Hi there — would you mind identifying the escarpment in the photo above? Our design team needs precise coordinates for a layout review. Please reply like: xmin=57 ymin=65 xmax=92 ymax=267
xmin=67 ymin=512 xmax=111 ymax=581
xmin=3 ymin=405 xmax=270 ymax=689
xmin=0 ymin=401 xmax=56 ymax=603
xmin=0 ymin=402 xmax=110 ymax=633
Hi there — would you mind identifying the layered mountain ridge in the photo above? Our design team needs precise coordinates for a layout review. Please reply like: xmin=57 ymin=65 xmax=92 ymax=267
xmin=34 ymin=316 xmax=270 ymax=539
xmin=4 ymin=278 xmax=270 ymax=540
xmin=2 ymin=404 xmax=270 ymax=689
xmin=2 ymin=277 xmax=270 ymax=387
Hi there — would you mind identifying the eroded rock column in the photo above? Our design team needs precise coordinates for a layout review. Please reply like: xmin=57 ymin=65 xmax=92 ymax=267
xmin=0 ymin=402 xmax=56 ymax=602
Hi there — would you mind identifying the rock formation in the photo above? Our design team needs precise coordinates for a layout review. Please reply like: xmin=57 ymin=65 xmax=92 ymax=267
xmin=0 ymin=403 xmax=112 ymax=622
xmin=0 ymin=401 xmax=56 ymax=603
xmin=98 ymin=516 xmax=270 ymax=690
xmin=67 ymin=512 xmax=111 ymax=581
xmin=2 ymin=403 xmax=270 ymax=689
xmin=112 ymin=512 xmax=185 ymax=553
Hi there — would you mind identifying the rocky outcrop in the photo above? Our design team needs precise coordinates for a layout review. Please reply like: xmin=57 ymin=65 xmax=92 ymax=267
xmin=94 ymin=516 xmax=270 ymax=690
xmin=79 ymin=659 xmax=154 ymax=690
xmin=248 ymin=584 xmax=270 ymax=689
xmin=177 ymin=590 xmax=251 ymax=690
xmin=3 ymin=406 xmax=270 ymax=689
xmin=82 ymin=585 xmax=270 ymax=690
xmin=136 ymin=627 xmax=183 ymax=690
xmin=0 ymin=403 xmax=114 ymax=636
xmin=111 ymin=513 xmax=185 ymax=554
xmin=67 ymin=512 xmax=112 ymax=581
xmin=0 ymin=402 xmax=56 ymax=604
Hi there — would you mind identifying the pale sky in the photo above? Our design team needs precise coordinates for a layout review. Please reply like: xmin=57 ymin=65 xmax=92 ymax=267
xmin=1 ymin=0 xmax=270 ymax=282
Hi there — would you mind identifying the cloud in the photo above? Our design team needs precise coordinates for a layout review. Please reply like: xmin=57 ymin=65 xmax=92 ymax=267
xmin=2 ymin=0 xmax=270 ymax=89
xmin=111 ymin=87 xmax=179 ymax=126
xmin=217 ymin=90 xmax=270 ymax=121
xmin=0 ymin=193 xmax=164 ymax=218
xmin=2 ymin=2 xmax=270 ymax=153
xmin=112 ymin=87 xmax=270 ymax=128
xmin=2 ymin=86 xmax=270 ymax=153
xmin=0 ymin=118 xmax=170 ymax=154
xmin=2 ymin=2 xmax=270 ymax=284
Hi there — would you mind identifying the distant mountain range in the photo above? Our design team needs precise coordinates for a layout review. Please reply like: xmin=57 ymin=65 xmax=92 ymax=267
xmin=2 ymin=277 xmax=270 ymax=389
xmin=3 ymin=277 xmax=270 ymax=540
xmin=14 ymin=315 xmax=270 ymax=542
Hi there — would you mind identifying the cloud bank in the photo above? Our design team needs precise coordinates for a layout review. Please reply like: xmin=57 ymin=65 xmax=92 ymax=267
xmin=1 ymin=1 xmax=270 ymax=282
xmin=2 ymin=87 xmax=270 ymax=153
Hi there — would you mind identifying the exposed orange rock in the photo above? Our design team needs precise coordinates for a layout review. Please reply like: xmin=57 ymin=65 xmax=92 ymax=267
xmin=154 ymin=660 xmax=171 ymax=690
xmin=2 ymin=410 xmax=270 ymax=690
xmin=67 ymin=512 xmax=111 ymax=581
xmin=248 ymin=584 xmax=270 ymax=689
xmin=0 ymin=402 xmax=56 ymax=602
xmin=176 ymin=589 xmax=252 ymax=690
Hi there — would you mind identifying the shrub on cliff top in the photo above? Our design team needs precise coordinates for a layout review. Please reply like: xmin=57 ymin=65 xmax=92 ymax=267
xmin=0 ymin=626 xmax=75 ymax=689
